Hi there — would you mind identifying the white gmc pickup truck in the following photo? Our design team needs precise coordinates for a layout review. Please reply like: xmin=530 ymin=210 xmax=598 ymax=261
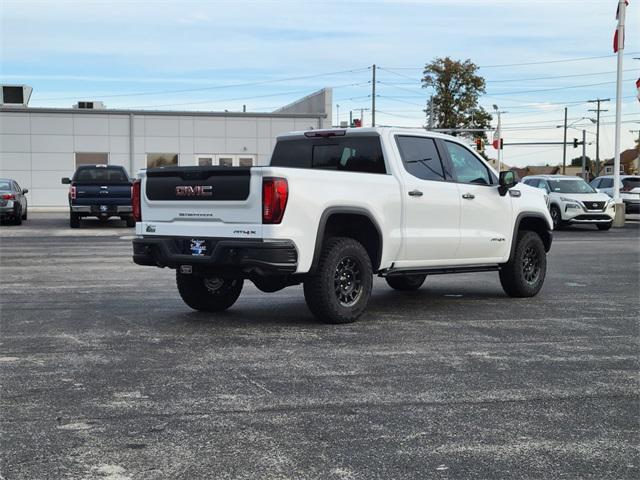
xmin=132 ymin=127 xmax=553 ymax=323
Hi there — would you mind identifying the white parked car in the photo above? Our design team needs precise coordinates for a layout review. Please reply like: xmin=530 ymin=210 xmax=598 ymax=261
xmin=522 ymin=175 xmax=615 ymax=230
xmin=590 ymin=175 xmax=640 ymax=214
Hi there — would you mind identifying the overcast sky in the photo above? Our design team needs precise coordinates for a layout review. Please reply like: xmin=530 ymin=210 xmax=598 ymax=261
xmin=1 ymin=0 xmax=639 ymax=167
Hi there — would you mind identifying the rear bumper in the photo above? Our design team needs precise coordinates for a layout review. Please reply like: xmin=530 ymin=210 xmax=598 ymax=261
xmin=623 ymin=199 xmax=640 ymax=213
xmin=132 ymin=236 xmax=298 ymax=274
xmin=71 ymin=205 xmax=132 ymax=215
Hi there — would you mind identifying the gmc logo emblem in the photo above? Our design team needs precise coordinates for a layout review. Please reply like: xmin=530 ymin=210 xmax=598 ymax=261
xmin=175 ymin=185 xmax=213 ymax=197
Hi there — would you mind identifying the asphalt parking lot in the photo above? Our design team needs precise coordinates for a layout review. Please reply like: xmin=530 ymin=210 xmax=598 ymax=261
xmin=1 ymin=213 xmax=638 ymax=480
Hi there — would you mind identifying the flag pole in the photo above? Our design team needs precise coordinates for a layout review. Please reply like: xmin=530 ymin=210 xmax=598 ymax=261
xmin=613 ymin=0 xmax=626 ymax=227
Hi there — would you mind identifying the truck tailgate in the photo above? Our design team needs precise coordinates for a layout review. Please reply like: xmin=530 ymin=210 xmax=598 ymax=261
xmin=138 ymin=166 xmax=264 ymax=238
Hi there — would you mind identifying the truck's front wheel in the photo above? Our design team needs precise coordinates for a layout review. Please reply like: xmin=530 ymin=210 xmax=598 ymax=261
xmin=176 ymin=272 xmax=243 ymax=312
xmin=499 ymin=230 xmax=547 ymax=298
xmin=303 ymin=237 xmax=373 ymax=324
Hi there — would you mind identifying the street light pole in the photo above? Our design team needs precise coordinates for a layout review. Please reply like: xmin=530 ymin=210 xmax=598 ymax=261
xmin=336 ymin=104 xmax=340 ymax=127
xmin=562 ymin=107 xmax=568 ymax=175
xmin=612 ymin=0 xmax=626 ymax=227
xmin=588 ymin=98 xmax=610 ymax=177
xmin=581 ymin=129 xmax=587 ymax=180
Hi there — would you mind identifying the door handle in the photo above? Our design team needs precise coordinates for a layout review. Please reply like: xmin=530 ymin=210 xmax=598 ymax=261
xmin=408 ymin=189 xmax=423 ymax=197
xmin=462 ymin=193 xmax=475 ymax=200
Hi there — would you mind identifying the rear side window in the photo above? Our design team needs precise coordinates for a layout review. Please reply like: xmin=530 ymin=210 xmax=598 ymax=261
xmin=74 ymin=167 xmax=130 ymax=184
xmin=599 ymin=178 xmax=614 ymax=188
xmin=622 ymin=177 xmax=640 ymax=189
xmin=396 ymin=136 xmax=447 ymax=181
xmin=271 ymin=136 xmax=386 ymax=174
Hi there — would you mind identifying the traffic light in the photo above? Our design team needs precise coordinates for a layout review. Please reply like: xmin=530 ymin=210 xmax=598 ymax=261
xmin=475 ymin=138 xmax=484 ymax=152
xmin=353 ymin=118 xmax=362 ymax=128
xmin=573 ymin=138 xmax=579 ymax=148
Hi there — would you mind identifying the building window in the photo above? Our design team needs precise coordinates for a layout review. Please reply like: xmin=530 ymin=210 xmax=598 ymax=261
xmin=196 ymin=156 xmax=213 ymax=166
xmin=75 ymin=152 xmax=108 ymax=167
xmin=239 ymin=157 xmax=254 ymax=167
xmin=218 ymin=157 xmax=233 ymax=167
xmin=147 ymin=153 xmax=178 ymax=168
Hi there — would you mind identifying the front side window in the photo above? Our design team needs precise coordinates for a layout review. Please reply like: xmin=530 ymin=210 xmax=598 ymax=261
xmin=395 ymin=136 xmax=447 ymax=181
xmin=271 ymin=136 xmax=386 ymax=174
xmin=445 ymin=141 xmax=492 ymax=185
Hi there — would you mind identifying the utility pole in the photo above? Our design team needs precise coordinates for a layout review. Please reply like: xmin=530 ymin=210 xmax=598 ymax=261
xmin=588 ymin=98 xmax=610 ymax=176
xmin=427 ymin=96 xmax=435 ymax=130
xmin=562 ymin=107 xmax=568 ymax=175
xmin=581 ymin=129 xmax=587 ymax=180
xmin=349 ymin=110 xmax=353 ymax=126
xmin=336 ymin=104 xmax=340 ymax=127
xmin=371 ymin=64 xmax=376 ymax=127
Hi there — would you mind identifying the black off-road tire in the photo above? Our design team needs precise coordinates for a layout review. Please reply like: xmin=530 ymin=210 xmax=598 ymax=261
xmin=386 ymin=274 xmax=427 ymax=291
xmin=13 ymin=206 xmax=22 ymax=225
xmin=499 ymin=230 xmax=547 ymax=298
xmin=21 ymin=206 xmax=27 ymax=220
xmin=69 ymin=212 xmax=80 ymax=228
xmin=125 ymin=216 xmax=136 ymax=228
xmin=550 ymin=205 xmax=562 ymax=230
xmin=176 ymin=272 xmax=243 ymax=312
xmin=597 ymin=222 xmax=612 ymax=231
xmin=303 ymin=237 xmax=373 ymax=324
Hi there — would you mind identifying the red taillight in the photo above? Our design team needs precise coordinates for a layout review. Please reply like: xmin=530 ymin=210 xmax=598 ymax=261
xmin=262 ymin=177 xmax=288 ymax=224
xmin=1 ymin=193 xmax=15 ymax=200
xmin=132 ymin=179 xmax=141 ymax=222
xmin=69 ymin=186 xmax=76 ymax=200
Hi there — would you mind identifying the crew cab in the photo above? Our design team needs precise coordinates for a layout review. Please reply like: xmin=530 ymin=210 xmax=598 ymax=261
xmin=132 ymin=128 xmax=552 ymax=323
xmin=522 ymin=174 xmax=615 ymax=230
xmin=62 ymin=165 xmax=135 ymax=228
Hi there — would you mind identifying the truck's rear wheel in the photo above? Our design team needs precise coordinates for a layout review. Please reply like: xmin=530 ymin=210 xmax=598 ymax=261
xmin=386 ymin=274 xmax=427 ymax=291
xmin=499 ymin=230 xmax=546 ymax=298
xmin=69 ymin=212 xmax=80 ymax=228
xmin=303 ymin=237 xmax=372 ymax=324
xmin=176 ymin=272 xmax=243 ymax=312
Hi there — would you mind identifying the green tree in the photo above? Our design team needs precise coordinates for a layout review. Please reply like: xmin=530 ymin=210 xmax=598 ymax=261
xmin=570 ymin=155 xmax=591 ymax=167
xmin=422 ymin=57 xmax=492 ymax=138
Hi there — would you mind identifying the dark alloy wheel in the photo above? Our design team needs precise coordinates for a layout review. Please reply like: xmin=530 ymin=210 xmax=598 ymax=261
xmin=304 ymin=237 xmax=373 ymax=324
xmin=550 ymin=205 xmax=562 ymax=229
xmin=499 ymin=230 xmax=547 ymax=298
xmin=386 ymin=274 xmax=427 ymax=291
xmin=176 ymin=272 xmax=243 ymax=312
xmin=13 ymin=205 xmax=22 ymax=225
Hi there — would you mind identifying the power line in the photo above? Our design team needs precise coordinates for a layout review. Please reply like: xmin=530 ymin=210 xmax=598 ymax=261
xmin=381 ymin=52 xmax=640 ymax=70
xmin=488 ymin=78 xmax=636 ymax=96
xmin=33 ymin=67 xmax=371 ymax=101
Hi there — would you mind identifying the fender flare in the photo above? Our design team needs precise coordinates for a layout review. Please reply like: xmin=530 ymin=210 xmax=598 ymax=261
xmin=310 ymin=206 xmax=383 ymax=272
xmin=508 ymin=212 xmax=553 ymax=261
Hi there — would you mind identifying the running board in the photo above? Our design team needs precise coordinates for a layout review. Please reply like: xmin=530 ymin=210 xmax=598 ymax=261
xmin=379 ymin=264 xmax=500 ymax=277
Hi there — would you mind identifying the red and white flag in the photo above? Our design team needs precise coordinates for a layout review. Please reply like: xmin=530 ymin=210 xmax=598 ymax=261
xmin=636 ymin=78 xmax=640 ymax=102
xmin=492 ymin=127 xmax=501 ymax=150
xmin=614 ymin=0 xmax=629 ymax=52
xmin=616 ymin=0 xmax=629 ymax=19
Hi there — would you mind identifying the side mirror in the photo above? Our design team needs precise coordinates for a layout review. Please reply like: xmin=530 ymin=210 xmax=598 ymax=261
xmin=61 ymin=177 xmax=71 ymax=185
xmin=22 ymin=188 xmax=28 ymax=194
xmin=498 ymin=171 xmax=516 ymax=196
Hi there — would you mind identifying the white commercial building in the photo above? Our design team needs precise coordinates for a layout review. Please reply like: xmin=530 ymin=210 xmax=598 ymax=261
xmin=0 ymin=88 xmax=331 ymax=207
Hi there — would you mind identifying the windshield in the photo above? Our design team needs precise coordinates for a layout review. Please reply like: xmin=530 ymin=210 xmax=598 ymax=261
xmin=547 ymin=178 xmax=596 ymax=194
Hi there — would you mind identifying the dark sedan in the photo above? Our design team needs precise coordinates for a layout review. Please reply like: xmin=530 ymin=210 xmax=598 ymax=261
xmin=0 ymin=178 xmax=28 ymax=225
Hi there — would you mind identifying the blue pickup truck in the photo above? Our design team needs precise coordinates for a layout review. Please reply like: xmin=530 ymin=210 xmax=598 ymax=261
xmin=62 ymin=165 xmax=134 ymax=228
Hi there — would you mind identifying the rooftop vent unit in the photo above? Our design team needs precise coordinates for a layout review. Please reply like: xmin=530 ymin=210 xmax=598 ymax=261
xmin=74 ymin=101 xmax=105 ymax=110
xmin=1 ymin=85 xmax=33 ymax=107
